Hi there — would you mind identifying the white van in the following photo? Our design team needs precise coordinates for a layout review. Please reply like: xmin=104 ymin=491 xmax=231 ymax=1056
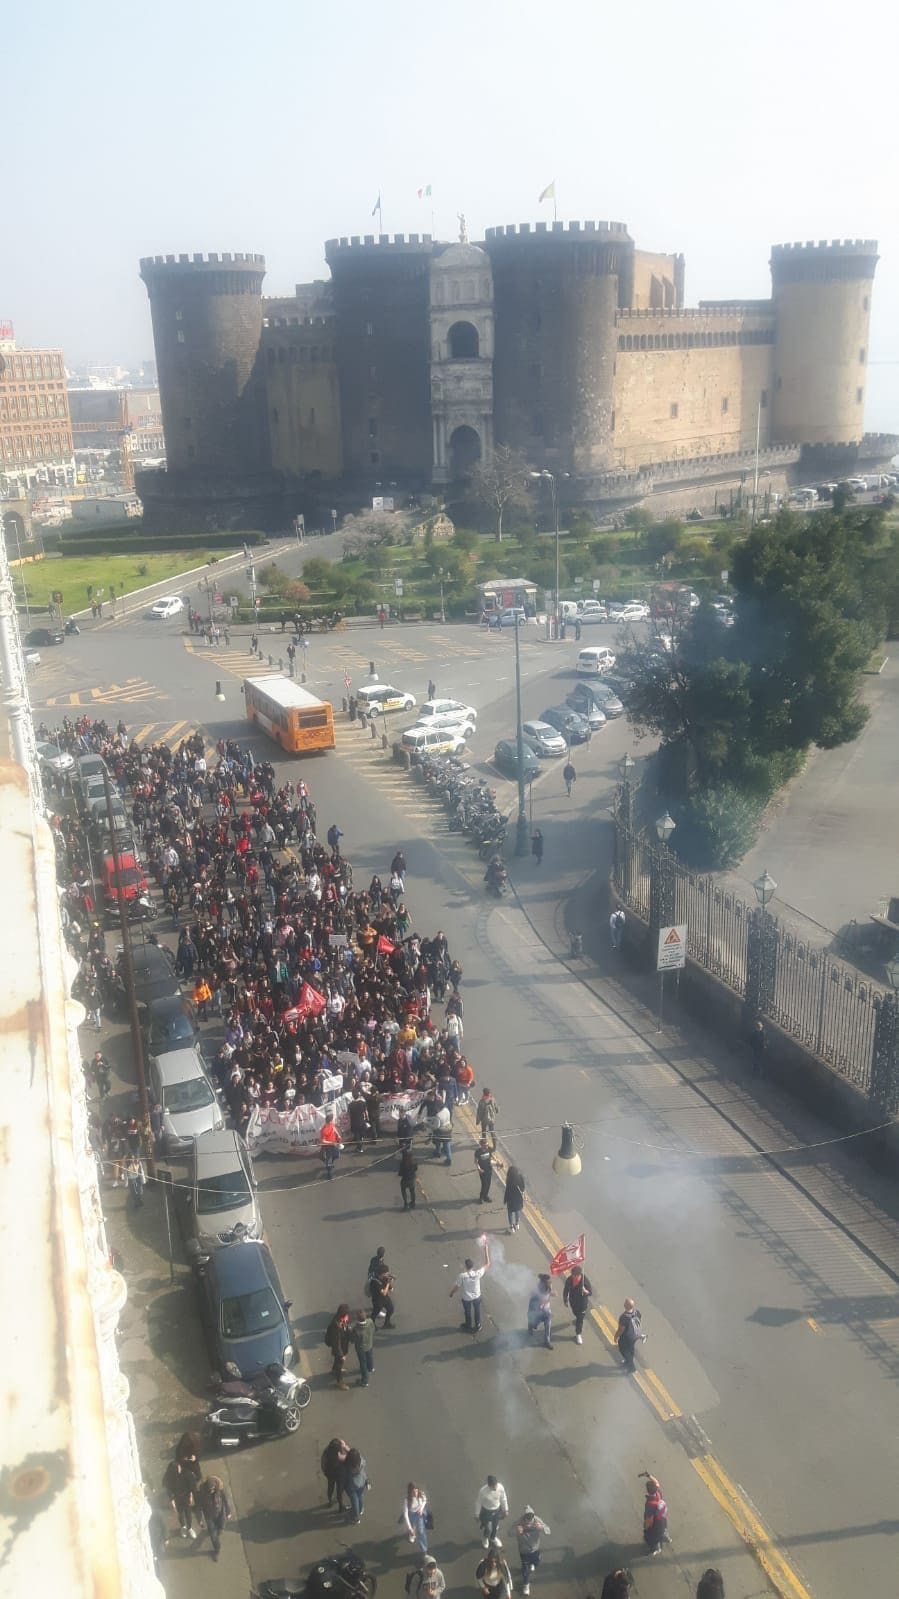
xmin=402 ymin=724 xmax=469 ymax=757
xmin=577 ymin=646 xmax=616 ymax=675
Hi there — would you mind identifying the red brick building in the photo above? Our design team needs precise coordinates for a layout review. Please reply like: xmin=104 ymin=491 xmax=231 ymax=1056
xmin=0 ymin=327 xmax=74 ymax=482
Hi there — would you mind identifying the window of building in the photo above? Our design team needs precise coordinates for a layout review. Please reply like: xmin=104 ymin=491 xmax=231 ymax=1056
xmin=310 ymin=347 xmax=319 ymax=362
xmin=857 ymin=387 xmax=864 ymax=403
xmin=365 ymin=321 xmax=374 ymax=337
xmin=859 ymin=348 xmax=866 ymax=363
xmin=177 ymin=331 xmax=185 ymax=344
xmin=370 ymin=450 xmax=380 ymax=464
xmin=610 ymin=409 xmax=616 ymax=432
xmin=175 ymin=309 xmax=183 ymax=321
xmin=368 ymin=418 xmax=378 ymax=438
xmin=721 ymin=397 xmax=729 ymax=414
xmin=760 ymin=390 xmax=768 ymax=408
xmin=369 ymin=365 xmax=377 ymax=380
xmin=309 ymin=408 xmax=316 ymax=425
xmin=776 ymin=375 xmax=782 ymax=391
xmin=184 ymin=416 xmax=192 ymax=428
xmin=670 ymin=402 xmax=679 ymax=419
xmin=864 ymin=296 xmax=870 ymax=311
xmin=528 ymin=362 xmax=542 ymax=381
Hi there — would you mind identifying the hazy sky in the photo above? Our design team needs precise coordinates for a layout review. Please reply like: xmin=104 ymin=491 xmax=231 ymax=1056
xmin=5 ymin=0 xmax=898 ymax=428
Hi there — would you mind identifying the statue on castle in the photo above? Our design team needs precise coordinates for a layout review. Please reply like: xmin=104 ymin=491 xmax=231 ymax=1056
xmin=457 ymin=212 xmax=469 ymax=245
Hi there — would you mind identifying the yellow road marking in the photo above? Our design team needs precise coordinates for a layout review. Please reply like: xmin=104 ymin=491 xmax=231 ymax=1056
xmin=692 ymin=1455 xmax=812 ymax=1599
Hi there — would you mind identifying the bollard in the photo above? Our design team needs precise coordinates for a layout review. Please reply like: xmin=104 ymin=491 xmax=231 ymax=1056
xmin=570 ymin=932 xmax=584 ymax=958
xmin=301 ymin=671 xmax=306 ymax=683
xmin=382 ymin=733 xmax=389 ymax=751
xmin=279 ymin=657 xmax=284 ymax=673
xmin=342 ymin=697 xmax=348 ymax=713
xmin=369 ymin=661 xmax=375 ymax=677
xmin=370 ymin=721 xmax=377 ymax=740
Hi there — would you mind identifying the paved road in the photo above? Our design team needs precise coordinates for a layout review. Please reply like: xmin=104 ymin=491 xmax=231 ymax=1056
xmin=49 ymin=611 xmax=899 ymax=1599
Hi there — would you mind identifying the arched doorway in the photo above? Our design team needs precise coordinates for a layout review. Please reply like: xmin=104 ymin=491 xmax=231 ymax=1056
xmin=449 ymin=425 xmax=481 ymax=478
xmin=448 ymin=321 xmax=479 ymax=359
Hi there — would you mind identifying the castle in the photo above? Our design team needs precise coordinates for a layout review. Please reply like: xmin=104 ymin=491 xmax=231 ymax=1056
xmin=138 ymin=223 xmax=893 ymax=530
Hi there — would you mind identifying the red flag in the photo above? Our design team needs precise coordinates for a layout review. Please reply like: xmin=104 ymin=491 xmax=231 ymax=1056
xmin=377 ymin=934 xmax=396 ymax=956
xmin=549 ymin=1234 xmax=585 ymax=1276
xmin=299 ymin=981 xmax=327 ymax=1016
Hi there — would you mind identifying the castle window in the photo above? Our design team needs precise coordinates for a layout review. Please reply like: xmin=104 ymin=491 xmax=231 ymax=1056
xmin=368 ymin=418 xmax=378 ymax=439
xmin=859 ymin=348 xmax=866 ymax=364
xmin=175 ymin=309 xmax=183 ymax=322
xmin=176 ymin=331 xmax=185 ymax=344
xmin=639 ymin=335 xmax=647 ymax=350
xmin=760 ymin=390 xmax=768 ymax=408
xmin=448 ymin=322 xmax=479 ymax=359
xmin=184 ymin=416 xmax=192 ymax=428
xmin=365 ymin=321 xmax=374 ymax=337
xmin=670 ymin=402 xmax=679 ymax=419
xmin=776 ymin=375 xmax=782 ymax=391
xmin=531 ymin=311 xmax=542 ymax=333
xmin=310 ymin=347 xmax=319 ymax=362
xmin=618 ymin=336 xmax=625 ymax=350
xmin=271 ymin=407 xmax=279 ymax=425
xmin=369 ymin=365 xmax=377 ymax=380
xmin=187 ymin=444 xmax=196 ymax=460
xmin=370 ymin=451 xmax=380 ymax=464
xmin=857 ymin=387 xmax=864 ymax=403
xmin=864 ymin=296 xmax=869 ymax=311
xmin=309 ymin=408 xmax=316 ymax=425
xmin=611 ymin=409 xmax=616 ymax=432
xmin=533 ymin=414 xmax=544 ymax=435
xmin=721 ymin=397 xmax=729 ymax=414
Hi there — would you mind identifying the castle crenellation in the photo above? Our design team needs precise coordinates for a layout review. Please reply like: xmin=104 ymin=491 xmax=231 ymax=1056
xmin=137 ymin=219 xmax=890 ymax=531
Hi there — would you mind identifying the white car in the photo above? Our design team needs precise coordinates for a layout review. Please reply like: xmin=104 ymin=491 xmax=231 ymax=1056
xmin=608 ymin=601 xmax=650 ymax=623
xmin=402 ymin=723 xmax=471 ymax=758
xmin=36 ymin=741 xmax=75 ymax=774
xmin=578 ymin=599 xmax=607 ymax=620
xmin=577 ymin=647 xmax=616 ymax=675
xmin=25 ymin=649 xmax=41 ymax=667
xmin=416 ymin=698 xmax=478 ymax=728
xmin=148 ymin=595 xmax=185 ymax=620
xmin=521 ymin=720 xmax=567 ymax=757
xmin=356 ymin=683 xmax=416 ymax=716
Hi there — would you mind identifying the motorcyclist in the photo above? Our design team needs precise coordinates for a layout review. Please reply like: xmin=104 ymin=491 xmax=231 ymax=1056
xmin=485 ymin=855 xmax=507 ymax=893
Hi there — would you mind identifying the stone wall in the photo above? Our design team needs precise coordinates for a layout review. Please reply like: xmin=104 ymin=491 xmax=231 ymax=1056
xmin=261 ymin=319 xmax=342 ymax=478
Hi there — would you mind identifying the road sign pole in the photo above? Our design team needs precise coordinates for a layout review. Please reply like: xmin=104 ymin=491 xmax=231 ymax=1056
xmin=658 ymin=970 xmax=665 ymax=1032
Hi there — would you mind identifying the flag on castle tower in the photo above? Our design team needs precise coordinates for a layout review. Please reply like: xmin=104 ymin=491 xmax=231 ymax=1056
xmin=417 ymin=183 xmax=432 ymax=200
xmin=371 ymin=192 xmax=382 ymax=217
xmin=538 ymin=180 xmax=556 ymax=203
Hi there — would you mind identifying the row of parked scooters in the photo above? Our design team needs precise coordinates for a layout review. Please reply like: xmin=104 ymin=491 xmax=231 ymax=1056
xmin=409 ymin=751 xmax=509 ymax=889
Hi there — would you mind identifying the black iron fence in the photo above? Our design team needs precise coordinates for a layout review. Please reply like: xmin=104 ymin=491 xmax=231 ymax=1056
xmin=613 ymin=813 xmax=899 ymax=1109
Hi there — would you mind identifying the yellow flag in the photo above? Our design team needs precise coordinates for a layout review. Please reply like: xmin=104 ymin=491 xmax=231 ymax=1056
xmin=538 ymin=181 xmax=556 ymax=202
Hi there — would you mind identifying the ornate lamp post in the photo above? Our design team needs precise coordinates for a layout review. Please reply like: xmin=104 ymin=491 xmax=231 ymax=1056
xmin=745 ymin=867 xmax=778 ymax=1022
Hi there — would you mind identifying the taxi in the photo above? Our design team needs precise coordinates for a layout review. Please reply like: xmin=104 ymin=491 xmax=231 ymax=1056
xmin=357 ymin=683 xmax=417 ymax=717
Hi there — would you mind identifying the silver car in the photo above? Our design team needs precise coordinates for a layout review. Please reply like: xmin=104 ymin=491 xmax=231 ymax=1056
xmin=149 ymin=1046 xmax=225 ymax=1154
xmin=521 ymin=719 xmax=567 ymax=757
xmin=185 ymin=1129 xmax=262 ymax=1255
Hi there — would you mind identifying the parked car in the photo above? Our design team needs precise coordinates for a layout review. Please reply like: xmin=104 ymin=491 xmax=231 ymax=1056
xmin=25 ymin=626 xmax=65 ymax=647
xmin=498 ymin=607 xmax=529 ymax=626
xmin=195 ymin=1239 xmax=295 ymax=1378
xmin=36 ymin=740 xmax=75 ymax=774
xmin=149 ymin=594 xmax=185 ymax=619
xmin=566 ymin=682 xmax=617 ymax=724
xmin=356 ymin=683 xmax=416 ymax=716
xmin=102 ymin=851 xmax=148 ymax=907
xmin=142 ymin=994 xmax=200 ymax=1062
xmin=149 ymin=1045 xmax=224 ymax=1154
xmin=521 ymin=719 xmax=567 ymax=757
xmin=607 ymin=602 xmax=650 ymax=623
xmin=185 ymin=1129 xmax=262 ymax=1256
xmin=576 ymin=646 xmax=616 ymax=674
xmin=415 ymin=698 xmax=478 ymax=727
xmin=402 ymin=723 xmax=470 ymax=758
xmin=493 ymin=739 xmax=542 ymax=782
xmin=541 ymin=705 xmax=592 ymax=744
xmin=117 ymin=942 xmax=181 ymax=1008
xmin=577 ymin=599 xmax=607 ymax=621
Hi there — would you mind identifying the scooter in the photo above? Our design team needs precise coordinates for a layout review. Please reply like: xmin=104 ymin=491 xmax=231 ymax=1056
xmin=484 ymin=864 xmax=508 ymax=897
xmin=254 ymin=1552 xmax=378 ymax=1599
xmin=64 ymin=618 xmax=80 ymax=635
xmin=206 ymin=1365 xmax=307 ymax=1447
xmin=105 ymin=894 xmax=156 ymax=926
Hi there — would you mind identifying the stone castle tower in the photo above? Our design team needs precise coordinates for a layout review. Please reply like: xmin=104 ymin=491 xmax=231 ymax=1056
xmin=770 ymin=239 xmax=878 ymax=447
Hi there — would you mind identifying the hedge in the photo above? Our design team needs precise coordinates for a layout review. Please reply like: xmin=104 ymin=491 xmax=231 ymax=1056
xmin=46 ymin=531 xmax=268 ymax=557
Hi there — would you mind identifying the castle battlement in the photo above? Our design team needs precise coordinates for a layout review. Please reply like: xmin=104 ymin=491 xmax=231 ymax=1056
xmin=325 ymin=234 xmax=434 ymax=256
xmin=263 ymin=315 xmax=335 ymax=329
xmin=771 ymin=238 xmax=877 ymax=256
xmin=140 ymin=252 xmax=265 ymax=270
xmin=617 ymin=305 xmax=774 ymax=321
xmin=484 ymin=220 xmax=631 ymax=240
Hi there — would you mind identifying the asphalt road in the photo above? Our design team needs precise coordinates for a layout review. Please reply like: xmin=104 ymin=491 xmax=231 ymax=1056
xmin=46 ymin=602 xmax=899 ymax=1599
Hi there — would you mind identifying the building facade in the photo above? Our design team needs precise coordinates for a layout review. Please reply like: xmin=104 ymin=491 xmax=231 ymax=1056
xmin=138 ymin=229 xmax=888 ymax=530
xmin=0 ymin=326 xmax=74 ymax=487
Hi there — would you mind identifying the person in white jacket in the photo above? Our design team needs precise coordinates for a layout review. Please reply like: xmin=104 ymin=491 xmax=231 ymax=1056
xmin=474 ymin=1476 xmax=509 ymax=1548
xmin=402 ymin=1482 xmax=430 ymax=1552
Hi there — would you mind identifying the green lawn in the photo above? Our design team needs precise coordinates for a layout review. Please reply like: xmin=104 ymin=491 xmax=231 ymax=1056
xmin=12 ymin=549 xmax=233 ymax=613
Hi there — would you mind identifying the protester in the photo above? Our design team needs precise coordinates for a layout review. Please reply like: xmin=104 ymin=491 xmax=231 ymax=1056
xmin=641 ymin=1474 xmax=670 ymax=1556
xmin=321 ymin=1438 xmax=350 ymax=1509
xmin=696 ymin=1572 xmax=725 ymax=1599
xmin=406 ymin=1555 xmax=445 ymax=1599
xmin=616 ymin=1297 xmax=645 ymax=1374
xmin=475 ymin=1137 xmax=493 ymax=1203
xmin=599 ymin=1571 xmax=633 ymax=1599
xmin=474 ymin=1476 xmax=509 ymax=1548
xmin=450 ymin=1240 xmax=491 ymax=1333
xmin=503 ymin=1164 xmax=526 ymax=1233
xmin=197 ymin=1476 xmax=233 ymax=1561
xmin=562 ymin=1265 xmax=593 ymax=1344
xmin=514 ymin=1506 xmax=551 ymax=1595
xmin=401 ymin=1481 xmax=430 ymax=1551
xmin=475 ymin=1087 xmax=500 ymax=1151
xmin=325 ymin=1303 xmax=352 ymax=1390
xmin=352 ymin=1307 xmax=376 ymax=1387
xmin=476 ymin=1542 xmax=513 ymax=1599
xmin=527 ymin=1273 xmax=554 ymax=1349
xmin=341 ymin=1447 xmax=369 ymax=1523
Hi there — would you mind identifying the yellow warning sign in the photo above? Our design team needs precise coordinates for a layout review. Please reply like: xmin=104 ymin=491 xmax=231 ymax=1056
xmin=657 ymin=923 xmax=687 ymax=971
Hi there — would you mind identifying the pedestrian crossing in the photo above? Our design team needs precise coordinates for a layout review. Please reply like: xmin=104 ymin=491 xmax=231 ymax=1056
xmin=123 ymin=717 xmax=219 ymax=764
xmin=46 ymin=676 xmax=168 ymax=708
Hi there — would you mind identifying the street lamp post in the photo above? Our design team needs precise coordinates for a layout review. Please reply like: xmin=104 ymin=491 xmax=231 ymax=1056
xmin=651 ymin=810 xmax=677 ymax=1030
xmin=438 ymin=567 xmax=446 ymax=625
xmin=530 ymin=469 xmax=568 ymax=639
xmin=513 ymin=611 xmax=529 ymax=857
xmin=745 ymin=867 xmax=778 ymax=1023
xmin=615 ymin=753 xmax=636 ymax=903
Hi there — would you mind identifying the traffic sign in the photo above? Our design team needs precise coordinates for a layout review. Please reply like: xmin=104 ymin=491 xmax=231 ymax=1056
xmin=343 ymin=673 xmax=352 ymax=694
xmin=657 ymin=923 xmax=687 ymax=971
xmin=592 ymin=579 xmax=601 ymax=594
xmin=394 ymin=578 xmax=404 ymax=597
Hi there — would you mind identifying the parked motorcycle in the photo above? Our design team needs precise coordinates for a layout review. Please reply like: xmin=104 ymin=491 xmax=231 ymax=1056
xmin=206 ymin=1363 xmax=309 ymax=1447
xmin=64 ymin=617 xmax=80 ymax=635
xmin=253 ymin=1552 xmax=378 ymax=1599
xmin=484 ymin=860 xmax=508 ymax=897
xmin=105 ymin=893 xmax=156 ymax=926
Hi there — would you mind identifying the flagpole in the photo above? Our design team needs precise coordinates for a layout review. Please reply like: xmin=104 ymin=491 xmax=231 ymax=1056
xmin=554 ymin=191 xmax=558 ymax=223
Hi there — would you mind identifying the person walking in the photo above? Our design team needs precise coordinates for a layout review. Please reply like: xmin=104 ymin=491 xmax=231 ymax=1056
xmin=562 ymin=759 xmax=576 ymax=797
xmin=475 ymin=1137 xmax=493 ymax=1203
xmin=600 ymin=1571 xmax=633 ymax=1599
xmin=531 ymin=828 xmax=544 ymax=866
xmin=325 ymin=1303 xmax=352 ymax=1390
xmin=320 ymin=1437 xmax=350 ymax=1509
xmin=514 ymin=1506 xmax=551 ymax=1595
xmin=427 ymin=679 xmax=436 ymax=701
xmin=319 ymin=1110 xmax=343 ymax=1179
xmin=197 ymin=1476 xmax=233 ymax=1561
xmin=476 ymin=1542 xmax=513 ymax=1599
xmin=748 ymin=1018 xmax=767 ymax=1077
xmin=163 ymin=1456 xmax=198 ymax=1540
xmin=503 ymin=1165 xmax=526 ymax=1233
xmin=123 ymin=1150 xmax=146 ymax=1205
xmin=474 ymin=1477 xmax=509 ymax=1548
xmin=341 ymin=1447 xmax=369 ymax=1524
xmin=616 ymin=1297 xmax=645 ymax=1373
xmin=475 ymin=1087 xmax=500 ymax=1151
xmin=527 ymin=1273 xmax=554 ymax=1349
xmin=406 ymin=1556 xmax=445 ymax=1599
xmin=399 ymin=1144 xmax=419 ymax=1210
xmin=562 ymin=1265 xmax=593 ymax=1345
xmin=609 ymin=907 xmax=626 ymax=950
xmin=401 ymin=1481 xmax=431 ymax=1552
xmin=696 ymin=1572 xmax=725 ymax=1599
xmin=369 ymin=1258 xmax=396 ymax=1328
xmin=449 ymin=1238 xmax=491 ymax=1333
xmin=352 ymin=1307 xmax=376 ymax=1387
xmin=641 ymin=1474 xmax=670 ymax=1556
xmin=193 ymin=975 xmax=212 ymax=1020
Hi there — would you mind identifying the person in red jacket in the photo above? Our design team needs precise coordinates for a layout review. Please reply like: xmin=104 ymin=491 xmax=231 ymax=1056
xmin=641 ymin=1474 xmax=670 ymax=1556
xmin=319 ymin=1111 xmax=343 ymax=1179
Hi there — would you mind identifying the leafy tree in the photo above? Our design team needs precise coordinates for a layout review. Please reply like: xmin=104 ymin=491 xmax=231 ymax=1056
xmin=470 ymin=444 xmax=531 ymax=543
xmin=452 ymin=526 xmax=478 ymax=556
xmin=300 ymin=557 xmax=333 ymax=590
xmin=643 ymin=519 xmax=684 ymax=564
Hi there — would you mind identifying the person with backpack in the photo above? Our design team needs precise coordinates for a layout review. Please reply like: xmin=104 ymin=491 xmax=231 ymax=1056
xmin=367 ymin=1247 xmax=396 ymax=1327
xmin=696 ymin=1572 xmax=725 ymax=1599
xmin=599 ymin=1571 xmax=633 ymax=1599
xmin=616 ymin=1296 xmax=645 ymax=1373
xmin=405 ymin=1555 xmax=445 ymax=1599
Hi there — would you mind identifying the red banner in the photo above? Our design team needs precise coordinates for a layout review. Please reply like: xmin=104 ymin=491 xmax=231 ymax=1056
xmin=377 ymin=934 xmax=396 ymax=955
xmin=299 ymin=981 xmax=327 ymax=1015
xmin=549 ymin=1234 xmax=586 ymax=1276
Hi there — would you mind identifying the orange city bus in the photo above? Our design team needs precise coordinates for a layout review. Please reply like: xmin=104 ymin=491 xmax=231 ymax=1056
xmin=243 ymin=676 xmax=335 ymax=754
